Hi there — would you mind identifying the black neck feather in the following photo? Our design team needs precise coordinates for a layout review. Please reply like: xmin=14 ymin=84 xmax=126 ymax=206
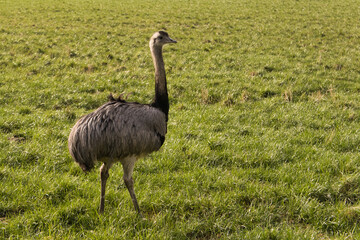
xmin=151 ymin=92 xmax=169 ymax=121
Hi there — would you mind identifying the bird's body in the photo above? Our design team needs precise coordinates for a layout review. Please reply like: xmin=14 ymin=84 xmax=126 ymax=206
xmin=68 ymin=31 xmax=176 ymax=214
xmin=68 ymin=100 xmax=167 ymax=171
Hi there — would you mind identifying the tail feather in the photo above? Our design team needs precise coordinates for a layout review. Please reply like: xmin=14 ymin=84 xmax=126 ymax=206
xmin=108 ymin=93 xmax=127 ymax=103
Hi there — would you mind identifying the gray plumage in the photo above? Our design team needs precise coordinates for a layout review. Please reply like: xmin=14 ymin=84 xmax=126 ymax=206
xmin=68 ymin=31 xmax=177 ymax=214
xmin=68 ymin=101 xmax=166 ymax=171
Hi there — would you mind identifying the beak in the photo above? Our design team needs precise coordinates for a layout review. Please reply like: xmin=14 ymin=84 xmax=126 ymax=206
xmin=168 ymin=37 xmax=177 ymax=43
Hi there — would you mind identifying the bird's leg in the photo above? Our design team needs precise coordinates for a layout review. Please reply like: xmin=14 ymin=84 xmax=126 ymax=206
xmin=124 ymin=176 xmax=141 ymax=214
xmin=122 ymin=158 xmax=141 ymax=214
xmin=99 ymin=162 xmax=111 ymax=214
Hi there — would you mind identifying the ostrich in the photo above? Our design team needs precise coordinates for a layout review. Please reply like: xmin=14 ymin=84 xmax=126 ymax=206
xmin=68 ymin=31 xmax=177 ymax=214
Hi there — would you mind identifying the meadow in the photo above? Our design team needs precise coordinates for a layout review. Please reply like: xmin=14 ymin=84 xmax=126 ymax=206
xmin=1 ymin=0 xmax=360 ymax=238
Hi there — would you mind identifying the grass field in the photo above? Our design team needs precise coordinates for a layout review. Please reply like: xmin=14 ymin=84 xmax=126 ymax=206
xmin=1 ymin=0 xmax=360 ymax=239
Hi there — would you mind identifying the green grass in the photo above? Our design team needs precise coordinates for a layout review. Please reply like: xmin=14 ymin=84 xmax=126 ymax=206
xmin=1 ymin=0 xmax=360 ymax=238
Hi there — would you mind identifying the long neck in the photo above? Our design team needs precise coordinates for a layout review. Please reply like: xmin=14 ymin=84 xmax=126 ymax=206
xmin=151 ymin=45 xmax=169 ymax=120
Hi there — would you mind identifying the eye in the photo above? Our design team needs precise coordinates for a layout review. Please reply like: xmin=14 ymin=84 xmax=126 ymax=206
xmin=158 ymin=36 xmax=163 ymax=40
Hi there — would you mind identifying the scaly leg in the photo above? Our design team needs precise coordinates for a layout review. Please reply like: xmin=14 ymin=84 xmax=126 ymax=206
xmin=99 ymin=162 xmax=112 ymax=214
xmin=122 ymin=157 xmax=141 ymax=214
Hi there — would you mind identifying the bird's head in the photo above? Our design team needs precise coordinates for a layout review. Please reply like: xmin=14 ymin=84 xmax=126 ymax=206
xmin=150 ymin=31 xmax=177 ymax=48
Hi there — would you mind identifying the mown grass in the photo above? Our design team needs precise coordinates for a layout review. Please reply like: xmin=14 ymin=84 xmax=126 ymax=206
xmin=1 ymin=0 xmax=360 ymax=239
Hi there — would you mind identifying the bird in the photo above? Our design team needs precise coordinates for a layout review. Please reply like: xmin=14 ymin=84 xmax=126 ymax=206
xmin=68 ymin=31 xmax=177 ymax=214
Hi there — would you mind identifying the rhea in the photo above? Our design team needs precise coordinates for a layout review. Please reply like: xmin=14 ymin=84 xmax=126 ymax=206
xmin=68 ymin=31 xmax=176 ymax=214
